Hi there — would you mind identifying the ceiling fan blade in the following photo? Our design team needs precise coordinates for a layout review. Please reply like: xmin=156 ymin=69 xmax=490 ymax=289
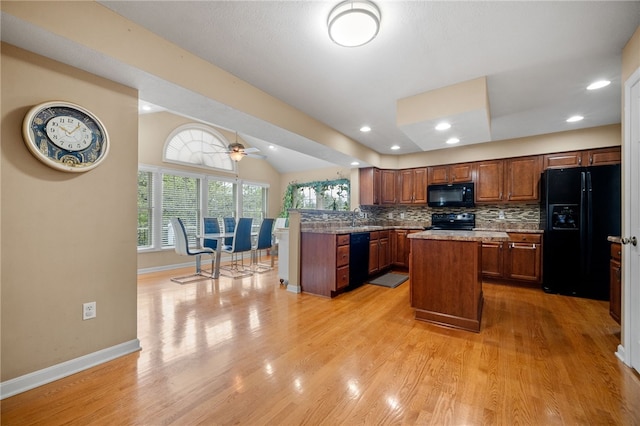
xmin=243 ymin=147 xmax=260 ymax=153
xmin=246 ymin=153 xmax=267 ymax=159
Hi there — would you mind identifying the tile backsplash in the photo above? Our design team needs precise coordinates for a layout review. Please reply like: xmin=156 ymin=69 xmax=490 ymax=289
xmin=296 ymin=203 xmax=541 ymax=230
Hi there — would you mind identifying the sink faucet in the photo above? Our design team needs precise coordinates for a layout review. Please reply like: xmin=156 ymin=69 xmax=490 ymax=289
xmin=352 ymin=207 xmax=361 ymax=227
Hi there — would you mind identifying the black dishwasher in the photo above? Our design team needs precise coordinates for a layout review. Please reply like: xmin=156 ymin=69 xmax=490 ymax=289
xmin=349 ymin=233 xmax=370 ymax=289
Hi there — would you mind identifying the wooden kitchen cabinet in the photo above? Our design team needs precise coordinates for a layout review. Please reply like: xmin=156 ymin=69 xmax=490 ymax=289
xmin=475 ymin=157 xmax=541 ymax=203
xmin=300 ymin=233 xmax=350 ymax=298
xmin=610 ymin=242 xmax=622 ymax=324
xmin=586 ymin=147 xmax=621 ymax=166
xmin=506 ymin=233 xmax=542 ymax=283
xmin=482 ymin=232 xmax=542 ymax=284
xmin=369 ymin=230 xmax=391 ymax=275
xmin=428 ymin=163 xmax=474 ymax=184
xmin=391 ymin=229 xmax=420 ymax=268
xmin=481 ymin=241 xmax=505 ymax=278
xmin=380 ymin=169 xmax=397 ymax=204
xmin=543 ymin=147 xmax=621 ymax=169
xmin=505 ymin=156 xmax=542 ymax=202
xmin=475 ymin=160 xmax=504 ymax=202
xmin=398 ymin=167 xmax=427 ymax=204
xmin=359 ymin=167 xmax=381 ymax=205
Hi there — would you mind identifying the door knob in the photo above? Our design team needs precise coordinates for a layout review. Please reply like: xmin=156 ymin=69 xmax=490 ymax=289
xmin=621 ymin=236 xmax=638 ymax=246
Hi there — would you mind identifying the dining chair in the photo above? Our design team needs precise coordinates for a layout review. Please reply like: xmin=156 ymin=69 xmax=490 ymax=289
xmin=202 ymin=217 xmax=221 ymax=250
xmin=169 ymin=217 xmax=215 ymax=284
xmin=220 ymin=217 xmax=254 ymax=278
xmin=252 ymin=218 xmax=275 ymax=272
xmin=223 ymin=217 xmax=236 ymax=247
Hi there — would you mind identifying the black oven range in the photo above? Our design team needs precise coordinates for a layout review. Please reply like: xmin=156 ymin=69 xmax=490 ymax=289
xmin=427 ymin=213 xmax=476 ymax=231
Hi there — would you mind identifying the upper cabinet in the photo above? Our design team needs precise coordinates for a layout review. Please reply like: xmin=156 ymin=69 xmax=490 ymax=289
xmin=475 ymin=156 xmax=542 ymax=203
xmin=475 ymin=160 xmax=504 ymax=203
xmin=398 ymin=167 xmax=427 ymax=204
xmin=359 ymin=147 xmax=620 ymax=206
xmin=359 ymin=168 xmax=381 ymax=205
xmin=428 ymin=163 xmax=474 ymax=184
xmin=359 ymin=168 xmax=398 ymax=205
xmin=543 ymin=147 xmax=621 ymax=169
xmin=380 ymin=169 xmax=398 ymax=204
xmin=505 ymin=156 xmax=543 ymax=202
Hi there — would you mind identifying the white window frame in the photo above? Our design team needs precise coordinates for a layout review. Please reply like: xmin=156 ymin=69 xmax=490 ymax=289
xmin=137 ymin=164 xmax=269 ymax=253
xmin=163 ymin=123 xmax=236 ymax=173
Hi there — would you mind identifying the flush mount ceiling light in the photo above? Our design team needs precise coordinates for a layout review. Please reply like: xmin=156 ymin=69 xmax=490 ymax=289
xmin=587 ymin=80 xmax=611 ymax=90
xmin=328 ymin=0 xmax=381 ymax=47
xmin=390 ymin=145 xmax=400 ymax=150
xmin=435 ymin=122 xmax=451 ymax=131
xmin=360 ymin=125 xmax=371 ymax=132
xmin=446 ymin=137 xmax=460 ymax=145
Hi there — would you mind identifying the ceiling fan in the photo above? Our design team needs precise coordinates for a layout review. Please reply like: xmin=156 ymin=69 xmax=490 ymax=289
xmin=225 ymin=141 xmax=266 ymax=162
xmin=203 ymin=132 xmax=266 ymax=162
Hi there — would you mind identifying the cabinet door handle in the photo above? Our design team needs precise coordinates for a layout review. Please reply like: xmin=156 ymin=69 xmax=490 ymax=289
xmin=590 ymin=155 xmax=594 ymax=165
xmin=499 ymin=192 xmax=503 ymax=200
xmin=578 ymin=156 xmax=582 ymax=165
xmin=616 ymin=267 xmax=621 ymax=279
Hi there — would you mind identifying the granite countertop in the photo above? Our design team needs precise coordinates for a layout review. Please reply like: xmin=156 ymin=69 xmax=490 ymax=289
xmin=473 ymin=226 xmax=543 ymax=234
xmin=301 ymin=225 xmax=425 ymax=234
xmin=408 ymin=230 xmax=509 ymax=243
xmin=301 ymin=223 xmax=542 ymax=235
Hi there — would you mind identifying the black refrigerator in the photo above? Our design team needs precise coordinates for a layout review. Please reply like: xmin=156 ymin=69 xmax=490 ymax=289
xmin=541 ymin=165 xmax=621 ymax=300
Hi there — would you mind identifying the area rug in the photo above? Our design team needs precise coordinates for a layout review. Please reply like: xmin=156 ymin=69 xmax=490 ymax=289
xmin=367 ymin=272 xmax=409 ymax=288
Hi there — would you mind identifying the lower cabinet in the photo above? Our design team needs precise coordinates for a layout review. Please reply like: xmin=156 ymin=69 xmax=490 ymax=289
xmin=300 ymin=233 xmax=350 ymax=298
xmin=391 ymin=229 xmax=420 ymax=268
xmin=369 ymin=230 xmax=391 ymax=275
xmin=610 ymin=242 xmax=622 ymax=324
xmin=482 ymin=232 xmax=542 ymax=284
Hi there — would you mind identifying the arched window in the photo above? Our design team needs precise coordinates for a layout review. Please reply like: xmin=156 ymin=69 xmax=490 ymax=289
xmin=163 ymin=124 xmax=234 ymax=172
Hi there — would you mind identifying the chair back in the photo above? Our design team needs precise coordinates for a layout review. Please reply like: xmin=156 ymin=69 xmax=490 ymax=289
xmin=255 ymin=218 xmax=275 ymax=250
xmin=170 ymin=218 xmax=190 ymax=256
xmin=230 ymin=217 xmax=253 ymax=253
xmin=223 ymin=217 xmax=236 ymax=246
xmin=202 ymin=217 xmax=220 ymax=250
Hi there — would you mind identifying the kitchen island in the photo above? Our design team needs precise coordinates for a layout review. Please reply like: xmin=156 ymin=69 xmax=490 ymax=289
xmin=408 ymin=230 xmax=509 ymax=332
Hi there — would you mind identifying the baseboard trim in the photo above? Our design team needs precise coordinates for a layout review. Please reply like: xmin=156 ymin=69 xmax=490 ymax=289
xmin=616 ymin=344 xmax=627 ymax=364
xmin=0 ymin=339 xmax=141 ymax=399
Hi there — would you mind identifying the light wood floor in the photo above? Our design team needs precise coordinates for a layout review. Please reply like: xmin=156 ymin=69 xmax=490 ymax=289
xmin=2 ymin=262 xmax=639 ymax=425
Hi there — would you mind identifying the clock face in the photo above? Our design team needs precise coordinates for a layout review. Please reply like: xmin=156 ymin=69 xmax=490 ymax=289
xmin=22 ymin=101 xmax=110 ymax=172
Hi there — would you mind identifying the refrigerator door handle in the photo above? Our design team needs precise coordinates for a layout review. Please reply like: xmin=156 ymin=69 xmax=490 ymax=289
xmin=585 ymin=171 xmax=593 ymax=275
xmin=579 ymin=171 xmax=588 ymax=280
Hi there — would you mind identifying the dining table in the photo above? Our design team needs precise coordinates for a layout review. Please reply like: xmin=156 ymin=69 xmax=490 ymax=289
xmin=197 ymin=231 xmax=257 ymax=279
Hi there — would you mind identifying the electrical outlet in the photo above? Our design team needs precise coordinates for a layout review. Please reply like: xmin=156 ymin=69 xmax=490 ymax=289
xmin=388 ymin=212 xmax=393 ymax=219
xmin=400 ymin=212 xmax=405 ymax=219
xmin=322 ymin=214 xmax=328 ymax=219
xmin=498 ymin=210 xmax=505 ymax=219
xmin=83 ymin=302 xmax=96 ymax=320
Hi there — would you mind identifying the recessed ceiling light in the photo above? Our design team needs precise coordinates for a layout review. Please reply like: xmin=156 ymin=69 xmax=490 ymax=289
xmin=268 ymin=145 xmax=276 ymax=150
xmin=446 ymin=138 xmax=460 ymax=145
xmin=141 ymin=105 xmax=152 ymax=111
xmin=435 ymin=122 xmax=451 ymax=131
xmin=390 ymin=145 xmax=400 ymax=150
xmin=587 ymin=80 xmax=611 ymax=90
xmin=360 ymin=126 xmax=371 ymax=132
xmin=351 ymin=161 xmax=360 ymax=166
xmin=566 ymin=115 xmax=584 ymax=123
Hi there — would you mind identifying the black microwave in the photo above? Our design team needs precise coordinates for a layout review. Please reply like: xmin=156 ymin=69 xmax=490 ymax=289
xmin=427 ymin=183 xmax=475 ymax=208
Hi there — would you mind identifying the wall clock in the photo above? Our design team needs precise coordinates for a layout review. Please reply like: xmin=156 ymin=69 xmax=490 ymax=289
xmin=22 ymin=101 xmax=110 ymax=172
